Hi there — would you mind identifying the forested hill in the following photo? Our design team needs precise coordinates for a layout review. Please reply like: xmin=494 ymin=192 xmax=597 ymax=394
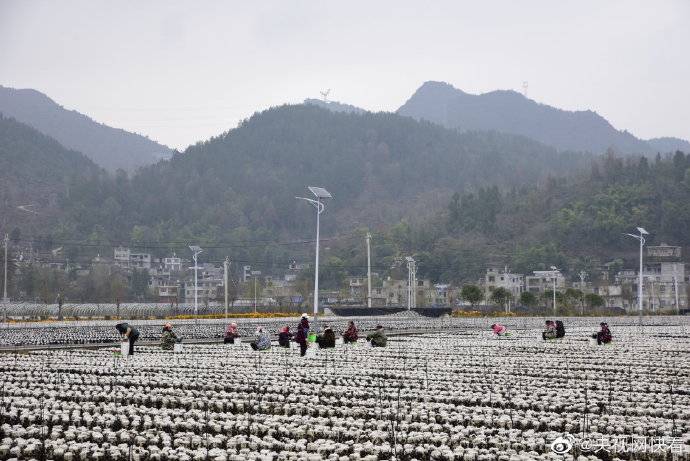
xmin=0 ymin=114 xmax=103 ymax=232
xmin=304 ymin=98 xmax=366 ymax=114
xmin=0 ymin=86 xmax=172 ymax=172
xmin=389 ymin=150 xmax=690 ymax=283
xmin=50 ymin=104 xmax=590 ymax=248
xmin=398 ymin=81 xmax=689 ymax=156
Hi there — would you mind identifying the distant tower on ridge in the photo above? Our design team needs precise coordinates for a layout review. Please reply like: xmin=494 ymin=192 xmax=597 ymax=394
xmin=522 ymin=81 xmax=528 ymax=97
xmin=320 ymin=89 xmax=331 ymax=102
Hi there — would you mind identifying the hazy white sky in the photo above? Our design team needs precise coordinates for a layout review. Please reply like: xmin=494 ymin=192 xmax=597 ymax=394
xmin=1 ymin=0 xmax=689 ymax=149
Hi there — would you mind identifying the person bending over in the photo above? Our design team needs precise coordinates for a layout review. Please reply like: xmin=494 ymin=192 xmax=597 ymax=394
xmin=592 ymin=322 xmax=612 ymax=345
xmin=278 ymin=326 xmax=292 ymax=348
xmin=316 ymin=325 xmax=336 ymax=349
xmin=542 ymin=320 xmax=557 ymax=340
xmin=115 ymin=322 xmax=140 ymax=356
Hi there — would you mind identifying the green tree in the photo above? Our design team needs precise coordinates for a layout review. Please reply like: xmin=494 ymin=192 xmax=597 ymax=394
xmin=490 ymin=287 xmax=512 ymax=310
xmin=584 ymin=293 xmax=605 ymax=309
xmin=461 ymin=284 xmax=483 ymax=307
xmin=519 ymin=291 xmax=538 ymax=308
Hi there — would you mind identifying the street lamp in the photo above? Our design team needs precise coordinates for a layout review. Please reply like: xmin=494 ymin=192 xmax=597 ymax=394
xmin=550 ymin=266 xmax=559 ymax=314
xmin=189 ymin=245 xmax=203 ymax=317
xmin=623 ymin=227 xmax=648 ymax=318
xmin=296 ymin=186 xmax=332 ymax=320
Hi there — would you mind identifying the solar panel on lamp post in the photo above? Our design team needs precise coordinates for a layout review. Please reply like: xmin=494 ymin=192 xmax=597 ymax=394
xmin=296 ymin=186 xmax=332 ymax=321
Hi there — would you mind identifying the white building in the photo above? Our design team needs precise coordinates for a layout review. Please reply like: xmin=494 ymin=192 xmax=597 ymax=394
xmin=114 ymin=247 xmax=130 ymax=267
xmin=113 ymin=246 xmax=151 ymax=270
xmin=525 ymin=270 xmax=565 ymax=294
xmin=617 ymin=261 xmax=687 ymax=312
xmin=129 ymin=252 xmax=151 ymax=269
xmin=163 ymin=254 xmax=182 ymax=272
xmin=485 ymin=268 xmax=524 ymax=299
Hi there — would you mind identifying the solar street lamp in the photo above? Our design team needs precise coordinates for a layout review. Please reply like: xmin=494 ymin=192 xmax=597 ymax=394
xmin=296 ymin=186 xmax=332 ymax=319
xmin=624 ymin=227 xmax=649 ymax=317
xmin=550 ymin=266 xmax=559 ymax=314
xmin=189 ymin=245 xmax=203 ymax=317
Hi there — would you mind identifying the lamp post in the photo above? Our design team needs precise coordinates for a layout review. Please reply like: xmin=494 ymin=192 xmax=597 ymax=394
xmin=623 ymin=227 xmax=649 ymax=319
xmin=549 ymin=266 xmax=559 ymax=314
xmin=189 ymin=245 xmax=203 ymax=317
xmin=366 ymin=232 xmax=372 ymax=308
xmin=2 ymin=234 xmax=8 ymax=303
xmin=2 ymin=234 xmax=8 ymax=321
xmin=296 ymin=186 xmax=332 ymax=320
xmin=224 ymin=257 xmax=230 ymax=319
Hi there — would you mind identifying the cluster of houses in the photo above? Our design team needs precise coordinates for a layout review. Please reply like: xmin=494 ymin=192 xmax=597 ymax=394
xmin=22 ymin=243 xmax=689 ymax=313
xmin=481 ymin=244 xmax=687 ymax=312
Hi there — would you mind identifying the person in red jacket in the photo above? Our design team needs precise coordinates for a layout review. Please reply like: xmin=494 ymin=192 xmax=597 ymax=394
xmin=342 ymin=320 xmax=358 ymax=343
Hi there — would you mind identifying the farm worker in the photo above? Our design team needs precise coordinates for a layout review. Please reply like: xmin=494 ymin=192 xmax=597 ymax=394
xmin=542 ymin=320 xmax=557 ymax=340
xmin=299 ymin=313 xmax=310 ymax=334
xmin=342 ymin=320 xmax=358 ymax=344
xmin=555 ymin=320 xmax=566 ymax=338
xmin=224 ymin=323 xmax=239 ymax=344
xmin=316 ymin=326 xmax=336 ymax=349
xmin=115 ymin=322 xmax=140 ymax=356
xmin=294 ymin=321 xmax=309 ymax=357
xmin=250 ymin=327 xmax=271 ymax=351
xmin=592 ymin=322 xmax=612 ymax=345
xmin=366 ymin=325 xmax=388 ymax=347
xmin=491 ymin=323 xmax=507 ymax=336
xmin=278 ymin=326 xmax=292 ymax=348
xmin=160 ymin=323 xmax=178 ymax=350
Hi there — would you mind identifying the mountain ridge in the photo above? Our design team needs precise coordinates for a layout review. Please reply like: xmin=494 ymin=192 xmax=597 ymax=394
xmin=0 ymin=85 xmax=172 ymax=171
xmin=397 ymin=81 xmax=689 ymax=155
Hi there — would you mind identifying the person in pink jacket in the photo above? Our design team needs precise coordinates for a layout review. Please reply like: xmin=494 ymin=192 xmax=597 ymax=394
xmin=491 ymin=323 xmax=508 ymax=336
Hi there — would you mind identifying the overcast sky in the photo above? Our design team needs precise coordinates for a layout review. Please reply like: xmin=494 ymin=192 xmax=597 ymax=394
xmin=1 ymin=0 xmax=689 ymax=150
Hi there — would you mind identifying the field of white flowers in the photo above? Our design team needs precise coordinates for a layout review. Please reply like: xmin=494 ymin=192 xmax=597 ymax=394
xmin=1 ymin=317 xmax=689 ymax=460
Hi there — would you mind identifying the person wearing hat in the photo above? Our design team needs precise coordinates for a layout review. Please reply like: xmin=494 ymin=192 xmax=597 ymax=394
xmin=294 ymin=314 xmax=310 ymax=357
xmin=316 ymin=325 xmax=336 ymax=349
xmin=278 ymin=325 xmax=293 ymax=348
xmin=160 ymin=323 xmax=178 ymax=350
xmin=299 ymin=313 xmax=310 ymax=332
xmin=366 ymin=325 xmax=387 ymax=347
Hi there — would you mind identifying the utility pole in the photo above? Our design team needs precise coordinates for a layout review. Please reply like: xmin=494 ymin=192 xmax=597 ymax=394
xmin=224 ymin=257 xmax=230 ymax=319
xmin=366 ymin=232 xmax=372 ymax=308
xmin=673 ymin=265 xmax=680 ymax=315
xmin=406 ymin=257 xmax=416 ymax=310
xmin=579 ymin=271 xmax=587 ymax=315
xmin=254 ymin=275 xmax=257 ymax=314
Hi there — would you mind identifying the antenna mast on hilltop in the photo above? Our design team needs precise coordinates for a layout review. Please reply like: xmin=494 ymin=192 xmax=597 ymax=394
xmin=320 ymin=89 xmax=331 ymax=102
xmin=522 ymin=81 xmax=528 ymax=97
